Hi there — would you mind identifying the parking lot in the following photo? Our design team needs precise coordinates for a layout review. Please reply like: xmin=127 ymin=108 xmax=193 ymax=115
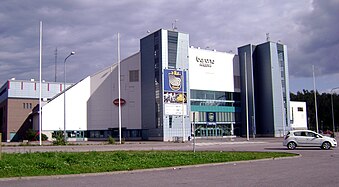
xmin=1 ymin=138 xmax=339 ymax=187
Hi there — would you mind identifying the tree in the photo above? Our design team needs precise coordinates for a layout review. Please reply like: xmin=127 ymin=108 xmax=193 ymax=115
xmin=290 ymin=90 xmax=339 ymax=132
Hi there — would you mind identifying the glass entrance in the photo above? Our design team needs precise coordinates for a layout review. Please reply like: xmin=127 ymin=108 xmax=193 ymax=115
xmin=194 ymin=124 xmax=233 ymax=137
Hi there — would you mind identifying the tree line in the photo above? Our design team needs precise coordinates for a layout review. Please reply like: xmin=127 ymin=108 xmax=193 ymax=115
xmin=290 ymin=90 xmax=339 ymax=132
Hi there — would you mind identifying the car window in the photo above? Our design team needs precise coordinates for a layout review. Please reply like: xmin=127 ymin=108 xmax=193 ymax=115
xmin=301 ymin=132 xmax=307 ymax=136
xmin=294 ymin=132 xmax=302 ymax=136
xmin=306 ymin=132 xmax=317 ymax=137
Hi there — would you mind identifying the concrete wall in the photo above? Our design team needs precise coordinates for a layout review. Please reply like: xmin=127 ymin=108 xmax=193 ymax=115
xmin=42 ymin=77 xmax=90 ymax=131
xmin=88 ymin=53 xmax=141 ymax=130
xmin=6 ymin=98 xmax=38 ymax=141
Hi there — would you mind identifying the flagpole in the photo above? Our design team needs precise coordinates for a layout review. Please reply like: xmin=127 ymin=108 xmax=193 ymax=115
xmin=39 ymin=21 xmax=42 ymax=146
xmin=312 ymin=65 xmax=319 ymax=133
xmin=118 ymin=33 xmax=122 ymax=144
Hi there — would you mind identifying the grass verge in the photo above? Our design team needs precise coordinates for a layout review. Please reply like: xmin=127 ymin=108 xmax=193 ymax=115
xmin=0 ymin=151 xmax=296 ymax=178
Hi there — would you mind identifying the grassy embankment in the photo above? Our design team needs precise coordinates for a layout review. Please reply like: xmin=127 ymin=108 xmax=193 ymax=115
xmin=0 ymin=151 xmax=296 ymax=178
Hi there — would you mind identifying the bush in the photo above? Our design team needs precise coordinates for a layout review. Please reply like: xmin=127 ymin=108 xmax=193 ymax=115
xmin=52 ymin=131 xmax=67 ymax=145
xmin=108 ymin=136 xmax=115 ymax=144
xmin=25 ymin=129 xmax=48 ymax=141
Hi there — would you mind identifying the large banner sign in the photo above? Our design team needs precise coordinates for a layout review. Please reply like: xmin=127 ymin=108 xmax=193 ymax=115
xmin=189 ymin=48 xmax=234 ymax=92
xmin=163 ymin=69 xmax=187 ymax=93
xmin=163 ymin=69 xmax=187 ymax=115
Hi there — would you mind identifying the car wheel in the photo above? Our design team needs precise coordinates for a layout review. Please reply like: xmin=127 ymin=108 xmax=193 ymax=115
xmin=287 ymin=142 xmax=296 ymax=150
xmin=321 ymin=142 xmax=331 ymax=150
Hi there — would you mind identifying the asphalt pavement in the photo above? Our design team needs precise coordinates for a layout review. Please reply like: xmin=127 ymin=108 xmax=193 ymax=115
xmin=1 ymin=137 xmax=339 ymax=187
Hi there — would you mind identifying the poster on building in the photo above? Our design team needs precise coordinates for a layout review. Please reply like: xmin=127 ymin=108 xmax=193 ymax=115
xmin=206 ymin=112 xmax=216 ymax=125
xmin=163 ymin=69 xmax=187 ymax=115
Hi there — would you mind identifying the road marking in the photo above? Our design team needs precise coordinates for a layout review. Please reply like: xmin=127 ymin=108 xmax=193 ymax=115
xmin=195 ymin=142 xmax=266 ymax=146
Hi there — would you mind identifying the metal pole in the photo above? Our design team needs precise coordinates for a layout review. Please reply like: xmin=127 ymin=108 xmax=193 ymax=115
xmin=182 ymin=69 xmax=185 ymax=142
xmin=39 ymin=21 xmax=42 ymax=145
xmin=312 ymin=65 xmax=319 ymax=133
xmin=331 ymin=87 xmax=339 ymax=133
xmin=118 ymin=33 xmax=122 ymax=144
xmin=193 ymin=112 xmax=196 ymax=153
xmin=55 ymin=48 xmax=57 ymax=82
xmin=331 ymin=93 xmax=335 ymax=133
xmin=64 ymin=57 xmax=66 ymax=142
xmin=244 ymin=52 xmax=249 ymax=141
xmin=63 ymin=52 xmax=75 ymax=142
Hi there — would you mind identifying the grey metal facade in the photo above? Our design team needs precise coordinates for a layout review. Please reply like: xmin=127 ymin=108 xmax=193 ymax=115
xmin=140 ymin=29 xmax=190 ymax=141
xmin=238 ymin=42 xmax=290 ymax=137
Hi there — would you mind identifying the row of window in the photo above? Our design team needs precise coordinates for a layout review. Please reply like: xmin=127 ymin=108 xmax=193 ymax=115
xmin=52 ymin=129 xmax=142 ymax=139
xmin=191 ymin=90 xmax=241 ymax=101
xmin=191 ymin=100 xmax=240 ymax=107
xmin=23 ymin=103 xmax=33 ymax=109
xmin=193 ymin=111 xmax=239 ymax=123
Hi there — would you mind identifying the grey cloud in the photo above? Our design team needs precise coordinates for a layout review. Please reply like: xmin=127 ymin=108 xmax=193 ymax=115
xmin=289 ymin=0 xmax=339 ymax=77
xmin=0 ymin=0 xmax=338 ymax=92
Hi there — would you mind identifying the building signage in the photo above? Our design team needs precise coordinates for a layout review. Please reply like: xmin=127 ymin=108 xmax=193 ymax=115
xmin=189 ymin=48 xmax=235 ymax=92
xmin=163 ymin=69 xmax=187 ymax=92
xmin=163 ymin=69 xmax=187 ymax=115
xmin=206 ymin=112 xmax=216 ymax=125
xmin=113 ymin=98 xmax=126 ymax=106
xmin=196 ymin=56 xmax=215 ymax=67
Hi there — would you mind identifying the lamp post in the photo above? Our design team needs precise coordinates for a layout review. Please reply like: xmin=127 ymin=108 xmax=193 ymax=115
xmin=331 ymin=87 xmax=339 ymax=134
xmin=64 ymin=51 xmax=75 ymax=142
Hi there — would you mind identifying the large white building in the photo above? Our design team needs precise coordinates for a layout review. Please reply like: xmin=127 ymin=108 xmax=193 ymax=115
xmin=37 ymin=28 xmax=293 ymax=141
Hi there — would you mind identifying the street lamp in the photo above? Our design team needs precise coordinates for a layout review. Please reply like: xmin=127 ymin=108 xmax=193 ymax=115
xmin=64 ymin=51 xmax=75 ymax=142
xmin=331 ymin=87 xmax=339 ymax=134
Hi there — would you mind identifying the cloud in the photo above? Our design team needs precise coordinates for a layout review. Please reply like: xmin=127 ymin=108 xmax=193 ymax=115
xmin=0 ymin=0 xmax=338 ymax=92
xmin=289 ymin=0 xmax=339 ymax=77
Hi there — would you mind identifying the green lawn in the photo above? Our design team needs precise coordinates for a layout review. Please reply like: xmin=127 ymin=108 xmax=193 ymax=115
xmin=0 ymin=151 xmax=296 ymax=178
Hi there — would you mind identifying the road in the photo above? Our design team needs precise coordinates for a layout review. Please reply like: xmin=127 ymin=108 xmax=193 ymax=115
xmin=1 ymin=138 xmax=338 ymax=187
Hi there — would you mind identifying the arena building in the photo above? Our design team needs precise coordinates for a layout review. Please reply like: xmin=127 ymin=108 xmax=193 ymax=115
xmin=1 ymin=28 xmax=293 ymax=141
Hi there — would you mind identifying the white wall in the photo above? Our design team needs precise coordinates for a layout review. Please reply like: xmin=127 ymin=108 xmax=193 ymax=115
xmin=189 ymin=47 xmax=234 ymax=92
xmin=42 ymin=77 xmax=91 ymax=131
xmin=87 ymin=53 xmax=141 ymax=130
xmin=42 ymin=53 xmax=141 ymax=133
xmin=290 ymin=101 xmax=307 ymax=130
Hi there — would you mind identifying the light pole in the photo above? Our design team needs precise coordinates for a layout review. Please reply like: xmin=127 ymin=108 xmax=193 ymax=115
xmin=182 ymin=69 xmax=185 ymax=142
xmin=64 ymin=51 xmax=75 ymax=142
xmin=331 ymin=87 xmax=339 ymax=134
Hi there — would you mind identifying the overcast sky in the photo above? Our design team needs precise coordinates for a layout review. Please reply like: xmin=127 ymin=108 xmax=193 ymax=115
xmin=1 ymin=0 xmax=338 ymax=93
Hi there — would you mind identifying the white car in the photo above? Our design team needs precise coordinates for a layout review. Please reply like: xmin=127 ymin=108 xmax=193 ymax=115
xmin=283 ymin=130 xmax=337 ymax=150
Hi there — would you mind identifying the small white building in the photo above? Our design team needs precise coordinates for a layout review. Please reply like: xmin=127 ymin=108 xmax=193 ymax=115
xmin=290 ymin=101 xmax=307 ymax=130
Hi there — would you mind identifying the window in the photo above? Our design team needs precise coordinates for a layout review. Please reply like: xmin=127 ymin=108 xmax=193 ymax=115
xmin=297 ymin=107 xmax=303 ymax=112
xmin=294 ymin=132 xmax=302 ymax=136
xmin=129 ymin=70 xmax=139 ymax=82
xmin=306 ymin=132 xmax=317 ymax=137
xmin=169 ymin=115 xmax=172 ymax=128
xmin=234 ymin=76 xmax=241 ymax=89
xmin=168 ymin=31 xmax=178 ymax=68
xmin=23 ymin=103 xmax=33 ymax=109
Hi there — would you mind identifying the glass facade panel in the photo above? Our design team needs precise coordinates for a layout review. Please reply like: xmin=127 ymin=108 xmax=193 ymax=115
xmin=190 ymin=90 xmax=240 ymax=107
xmin=167 ymin=31 xmax=178 ymax=68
